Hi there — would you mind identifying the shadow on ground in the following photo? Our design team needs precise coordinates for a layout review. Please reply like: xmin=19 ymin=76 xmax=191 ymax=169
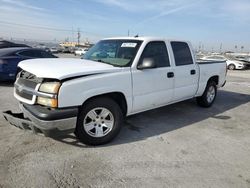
xmin=0 ymin=81 xmax=14 ymax=87
xmin=20 ymin=90 xmax=250 ymax=147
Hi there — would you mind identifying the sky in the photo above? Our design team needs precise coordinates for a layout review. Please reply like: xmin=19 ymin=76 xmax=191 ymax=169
xmin=0 ymin=0 xmax=250 ymax=51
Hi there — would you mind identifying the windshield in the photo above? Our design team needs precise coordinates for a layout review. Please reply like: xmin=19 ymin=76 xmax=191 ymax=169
xmin=82 ymin=40 xmax=142 ymax=67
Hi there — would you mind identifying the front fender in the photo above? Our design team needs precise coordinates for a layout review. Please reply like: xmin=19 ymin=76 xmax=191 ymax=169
xmin=57 ymin=71 xmax=133 ymax=114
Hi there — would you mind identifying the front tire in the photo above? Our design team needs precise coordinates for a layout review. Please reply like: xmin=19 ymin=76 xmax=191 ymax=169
xmin=75 ymin=97 xmax=123 ymax=145
xmin=196 ymin=81 xmax=217 ymax=108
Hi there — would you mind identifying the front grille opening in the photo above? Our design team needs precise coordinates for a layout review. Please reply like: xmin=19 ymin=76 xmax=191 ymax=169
xmin=15 ymin=70 xmax=42 ymax=101
xmin=16 ymin=89 xmax=33 ymax=100
xmin=16 ymin=78 xmax=37 ymax=89
xmin=19 ymin=70 xmax=43 ymax=83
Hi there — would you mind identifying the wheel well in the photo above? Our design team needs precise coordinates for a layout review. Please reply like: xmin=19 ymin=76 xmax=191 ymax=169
xmin=82 ymin=92 xmax=128 ymax=116
xmin=208 ymin=76 xmax=219 ymax=85
xmin=16 ymin=67 xmax=21 ymax=75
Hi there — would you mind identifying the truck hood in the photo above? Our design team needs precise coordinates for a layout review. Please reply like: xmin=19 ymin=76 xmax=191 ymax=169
xmin=18 ymin=58 xmax=122 ymax=80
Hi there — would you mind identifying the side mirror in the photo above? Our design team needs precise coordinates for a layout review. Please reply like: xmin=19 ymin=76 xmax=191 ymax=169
xmin=137 ymin=58 xmax=157 ymax=70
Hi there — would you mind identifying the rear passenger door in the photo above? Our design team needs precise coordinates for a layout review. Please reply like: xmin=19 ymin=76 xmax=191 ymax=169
xmin=132 ymin=41 xmax=174 ymax=113
xmin=171 ymin=41 xmax=199 ymax=101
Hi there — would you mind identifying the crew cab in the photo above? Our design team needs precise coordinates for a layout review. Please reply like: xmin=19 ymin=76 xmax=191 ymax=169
xmin=3 ymin=37 xmax=227 ymax=145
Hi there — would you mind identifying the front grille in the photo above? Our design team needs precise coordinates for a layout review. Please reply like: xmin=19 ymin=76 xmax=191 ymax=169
xmin=19 ymin=70 xmax=43 ymax=83
xmin=15 ymin=70 xmax=42 ymax=102
xmin=16 ymin=78 xmax=37 ymax=89
xmin=15 ymin=88 xmax=33 ymax=100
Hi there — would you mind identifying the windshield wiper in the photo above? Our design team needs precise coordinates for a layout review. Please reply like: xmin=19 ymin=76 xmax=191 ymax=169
xmin=95 ymin=59 xmax=117 ymax=67
xmin=90 ymin=59 xmax=123 ymax=67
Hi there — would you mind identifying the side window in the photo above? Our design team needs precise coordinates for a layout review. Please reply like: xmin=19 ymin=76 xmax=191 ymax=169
xmin=171 ymin=42 xmax=193 ymax=66
xmin=18 ymin=50 xmax=34 ymax=57
xmin=18 ymin=50 xmax=42 ymax=58
xmin=140 ymin=41 xmax=170 ymax=68
xmin=40 ymin=51 xmax=55 ymax=58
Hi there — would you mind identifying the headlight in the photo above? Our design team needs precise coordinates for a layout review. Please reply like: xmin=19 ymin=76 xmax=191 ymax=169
xmin=37 ymin=81 xmax=61 ymax=108
xmin=39 ymin=82 xmax=61 ymax=94
xmin=37 ymin=97 xmax=58 ymax=108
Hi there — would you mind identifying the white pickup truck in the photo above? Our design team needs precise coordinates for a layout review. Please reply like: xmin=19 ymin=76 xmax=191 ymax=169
xmin=3 ymin=37 xmax=227 ymax=145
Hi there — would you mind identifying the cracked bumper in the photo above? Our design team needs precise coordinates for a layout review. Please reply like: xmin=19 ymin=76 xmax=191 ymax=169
xmin=3 ymin=104 xmax=78 ymax=137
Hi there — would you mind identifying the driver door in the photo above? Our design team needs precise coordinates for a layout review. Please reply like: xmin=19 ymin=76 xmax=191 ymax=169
xmin=131 ymin=41 xmax=174 ymax=113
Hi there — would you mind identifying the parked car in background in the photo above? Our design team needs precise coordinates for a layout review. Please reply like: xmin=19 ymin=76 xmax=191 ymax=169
xmin=226 ymin=59 xmax=248 ymax=70
xmin=0 ymin=47 xmax=57 ymax=81
xmin=74 ymin=48 xmax=88 ymax=56
xmin=50 ymin=47 xmax=59 ymax=54
xmin=200 ymin=55 xmax=226 ymax=61
xmin=234 ymin=56 xmax=250 ymax=69
xmin=62 ymin=47 xmax=71 ymax=53
xmin=200 ymin=55 xmax=247 ymax=70
xmin=242 ymin=56 xmax=250 ymax=63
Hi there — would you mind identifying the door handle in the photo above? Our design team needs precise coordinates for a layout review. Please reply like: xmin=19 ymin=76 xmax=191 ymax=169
xmin=167 ymin=72 xmax=174 ymax=78
xmin=190 ymin=69 xmax=196 ymax=75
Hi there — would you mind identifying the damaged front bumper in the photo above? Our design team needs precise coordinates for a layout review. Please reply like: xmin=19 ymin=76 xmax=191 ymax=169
xmin=3 ymin=104 xmax=78 ymax=137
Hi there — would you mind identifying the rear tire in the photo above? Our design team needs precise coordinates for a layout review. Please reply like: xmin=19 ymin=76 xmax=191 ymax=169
xmin=228 ymin=64 xmax=235 ymax=70
xmin=196 ymin=81 xmax=217 ymax=108
xmin=75 ymin=97 xmax=123 ymax=145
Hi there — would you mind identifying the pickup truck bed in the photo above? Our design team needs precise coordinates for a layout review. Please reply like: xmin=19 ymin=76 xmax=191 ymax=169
xmin=196 ymin=60 xmax=226 ymax=96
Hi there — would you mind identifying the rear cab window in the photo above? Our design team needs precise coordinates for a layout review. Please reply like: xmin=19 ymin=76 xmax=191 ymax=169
xmin=171 ymin=41 xmax=194 ymax=66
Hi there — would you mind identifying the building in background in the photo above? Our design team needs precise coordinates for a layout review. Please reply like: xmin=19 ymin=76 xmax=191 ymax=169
xmin=59 ymin=41 xmax=94 ymax=49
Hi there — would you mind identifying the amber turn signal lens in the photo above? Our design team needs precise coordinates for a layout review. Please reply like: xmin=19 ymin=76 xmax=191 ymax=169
xmin=37 ymin=97 xmax=58 ymax=108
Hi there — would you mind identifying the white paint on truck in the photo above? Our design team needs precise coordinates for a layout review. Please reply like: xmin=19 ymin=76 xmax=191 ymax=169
xmin=9 ymin=36 xmax=227 ymax=145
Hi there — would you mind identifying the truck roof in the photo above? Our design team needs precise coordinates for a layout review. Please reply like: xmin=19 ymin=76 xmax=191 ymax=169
xmin=103 ymin=36 xmax=188 ymax=43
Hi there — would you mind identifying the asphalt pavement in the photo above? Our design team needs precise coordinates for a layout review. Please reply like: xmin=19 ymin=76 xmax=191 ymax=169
xmin=0 ymin=66 xmax=249 ymax=188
